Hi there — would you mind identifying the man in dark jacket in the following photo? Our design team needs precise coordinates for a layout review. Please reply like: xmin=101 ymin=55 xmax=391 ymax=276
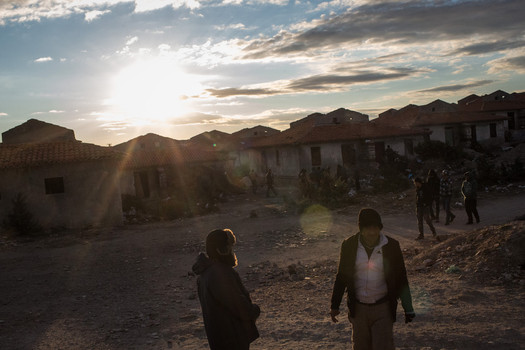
xmin=414 ymin=177 xmax=437 ymax=240
xmin=192 ymin=229 xmax=260 ymax=350
xmin=330 ymin=208 xmax=415 ymax=350
xmin=426 ymin=169 xmax=440 ymax=222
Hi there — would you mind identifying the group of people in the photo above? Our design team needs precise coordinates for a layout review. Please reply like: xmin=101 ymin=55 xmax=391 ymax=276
xmin=192 ymin=168 xmax=483 ymax=349
xmin=193 ymin=207 xmax=415 ymax=350
xmin=412 ymin=169 xmax=481 ymax=240
xmin=248 ymin=169 xmax=277 ymax=198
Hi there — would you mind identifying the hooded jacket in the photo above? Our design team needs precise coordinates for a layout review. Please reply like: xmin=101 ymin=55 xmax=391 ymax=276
xmin=192 ymin=253 xmax=260 ymax=350
xmin=330 ymin=233 xmax=414 ymax=322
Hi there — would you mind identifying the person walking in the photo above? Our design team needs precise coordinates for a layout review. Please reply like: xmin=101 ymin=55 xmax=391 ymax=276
xmin=265 ymin=168 xmax=277 ymax=197
xmin=426 ymin=169 xmax=441 ymax=222
xmin=461 ymin=172 xmax=480 ymax=224
xmin=330 ymin=208 xmax=415 ymax=350
xmin=192 ymin=229 xmax=260 ymax=350
xmin=413 ymin=177 xmax=437 ymax=240
xmin=440 ymin=170 xmax=456 ymax=225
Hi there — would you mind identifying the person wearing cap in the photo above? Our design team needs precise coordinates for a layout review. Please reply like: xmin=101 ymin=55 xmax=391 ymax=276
xmin=330 ymin=208 xmax=415 ymax=350
xmin=439 ymin=170 xmax=456 ymax=225
xmin=192 ymin=229 xmax=260 ymax=350
xmin=413 ymin=177 xmax=437 ymax=240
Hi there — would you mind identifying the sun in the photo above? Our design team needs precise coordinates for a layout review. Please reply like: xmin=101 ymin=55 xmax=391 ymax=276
xmin=108 ymin=58 xmax=202 ymax=121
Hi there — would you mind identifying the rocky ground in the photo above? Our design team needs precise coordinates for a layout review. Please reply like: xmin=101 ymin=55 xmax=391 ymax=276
xmin=0 ymin=184 xmax=524 ymax=350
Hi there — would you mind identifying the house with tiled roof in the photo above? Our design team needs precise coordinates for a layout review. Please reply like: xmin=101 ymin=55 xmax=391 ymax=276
xmin=242 ymin=110 xmax=429 ymax=178
xmin=458 ymin=90 xmax=525 ymax=141
xmin=114 ymin=133 xmax=231 ymax=199
xmin=375 ymin=93 xmax=519 ymax=147
xmin=0 ymin=119 xmax=124 ymax=230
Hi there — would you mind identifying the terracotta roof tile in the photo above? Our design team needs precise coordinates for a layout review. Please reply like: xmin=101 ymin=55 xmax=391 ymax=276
xmin=0 ymin=142 xmax=123 ymax=169
xmin=414 ymin=111 xmax=508 ymax=126
xmin=250 ymin=121 xmax=428 ymax=148
xmin=119 ymin=145 xmax=222 ymax=169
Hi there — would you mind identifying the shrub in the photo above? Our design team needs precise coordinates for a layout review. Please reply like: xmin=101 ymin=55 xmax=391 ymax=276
xmin=415 ymin=140 xmax=463 ymax=161
xmin=4 ymin=193 xmax=41 ymax=236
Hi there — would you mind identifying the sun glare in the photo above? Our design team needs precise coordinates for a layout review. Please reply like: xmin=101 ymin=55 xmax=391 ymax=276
xmin=109 ymin=59 xmax=202 ymax=121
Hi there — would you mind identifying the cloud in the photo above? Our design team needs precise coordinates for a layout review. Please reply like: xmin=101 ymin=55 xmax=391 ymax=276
xmin=134 ymin=0 xmax=201 ymax=12
xmin=240 ymin=0 xmax=525 ymax=59
xmin=206 ymin=87 xmax=279 ymax=98
xmin=0 ymin=0 xmax=201 ymax=24
xmin=417 ymin=80 xmax=495 ymax=93
xmin=214 ymin=23 xmax=246 ymax=31
xmin=34 ymin=57 xmax=53 ymax=63
xmin=0 ymin=112 xmax=8 ymax=116
xmin=205 ymin=67 xmax=423 ymax=98
xmin=126 ymin=36 xmax=139 ymax=45
xmin=31 ymin=110 xmax=66 ymax=115
xmin=448 ymin=40 xmax=525 ymax=56
xmin=487 ymin=54 xmax=525 ymax=74
xmin=84 ymin=9 xmax=110 ymax=22
xmin=286 ymin=68 xmax=419 ymax=91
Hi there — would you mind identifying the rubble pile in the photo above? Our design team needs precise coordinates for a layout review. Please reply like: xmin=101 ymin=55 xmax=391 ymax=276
xmin=410 ymin=220 xmax=525 ymax=286
xmin=245 ymin=260 xmax=337 ymax=286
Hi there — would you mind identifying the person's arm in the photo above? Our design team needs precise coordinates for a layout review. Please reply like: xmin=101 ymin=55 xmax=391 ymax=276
xmin=393 ymin=242 xmax=415 ymax=323
xmin=209 ymin=266 xmax=260 ymax=321
xmin=330 ymin=242 xmax=348 ymax=322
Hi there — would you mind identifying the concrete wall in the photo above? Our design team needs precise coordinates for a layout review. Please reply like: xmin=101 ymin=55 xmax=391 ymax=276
xmin=263 ymin=146 xmax=301 ymax=177
xmin=0 ymin=160 xmax=123 ymax=229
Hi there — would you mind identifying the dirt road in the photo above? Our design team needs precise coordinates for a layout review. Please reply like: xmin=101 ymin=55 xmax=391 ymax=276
xmin=0 ymin=188 xmax=524 ymax=349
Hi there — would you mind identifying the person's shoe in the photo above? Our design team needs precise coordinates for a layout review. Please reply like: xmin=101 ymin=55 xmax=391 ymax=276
xmin=445 ymin=221 xmax=450 ymax=225
xmin=435 ymin=219 xmax=440 ymax=223
xmin=416 ymin=234 xmax=424 ymax=240
xmin=450 ymin=214 xmax=456 ymax=223
xmin=476 ymin=218 xmax=480 ymax=223
xmin=466 ymin=221 xmax=473 ymax=225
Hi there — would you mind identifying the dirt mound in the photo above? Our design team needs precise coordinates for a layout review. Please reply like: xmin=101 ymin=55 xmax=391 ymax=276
xmin=410 ymin=220 xmax=525 ymax=286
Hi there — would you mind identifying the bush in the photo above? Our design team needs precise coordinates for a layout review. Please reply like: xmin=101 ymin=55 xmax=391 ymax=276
xmin=3 ymin=193 xmax=41 ymax=236
xmin=415 ymin=140 xmax=464 ymax=161
xmin=372 ymin=164 xmax=411 ymax=193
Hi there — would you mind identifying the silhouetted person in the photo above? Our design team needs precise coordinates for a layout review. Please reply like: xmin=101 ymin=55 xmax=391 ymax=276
xmin=440 ymin=170 xmax=456 ymax=225
xmin=249 ymin=169 xmax=257 ymax=194
xmin=426 ymin=169 xmax=440 ymax=222
xmin=461 ymin=172 xmax=480 ymax=224
xmin=265 ymin=168 xmax=277 ymax=197
xmin=413 ymin=177 xmax=437 ymax=240
xmin=330 ymin=208 xmax=415 ymax=350
xmin=193 ymin=229 xmax=260 ymax=350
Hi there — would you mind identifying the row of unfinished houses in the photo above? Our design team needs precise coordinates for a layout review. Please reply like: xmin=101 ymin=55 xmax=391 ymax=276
xmin=1 ymin=89 xmax=524 ymax=230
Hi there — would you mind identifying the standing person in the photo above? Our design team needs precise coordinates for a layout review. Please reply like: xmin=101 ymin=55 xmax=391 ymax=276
xmin=461 ymin=172 xmax=480 ymax=224
xmin=413 ymin=177 xmax=437 ymax=240
xmin=439 ymin=170 xmax=456 ymax=225
xmin=192 ymin=229 xmax=260 ymax=350
xmin=265 ymin=168 xmax=277 ymax=197
xmin=330 ymin=208 xmax=415 ymax=350
xmin=426 ymin=169 xmax=440 ymax=222
xmin=298 ymin=168 xmax=311 ymax=199
xmin=248 ymin=169 xmax=257 ymax=194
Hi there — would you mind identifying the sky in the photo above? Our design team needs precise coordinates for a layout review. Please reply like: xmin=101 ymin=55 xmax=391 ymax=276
xmin=0 ymin=0 xmax=524 ymax=146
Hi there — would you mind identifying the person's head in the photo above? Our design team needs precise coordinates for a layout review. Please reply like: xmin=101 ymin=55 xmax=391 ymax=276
xmin=428 ymin=169 xmax=436 ymax=177
xmin=206 ymin=229 xmax=238 ymax=267
xmin=413 ymin=177 xmax=423 ymax=188
xmin=441 ymin=169 xmax=449 ymax=178
xmin=358 ymin=208 xmax=383 ymax=243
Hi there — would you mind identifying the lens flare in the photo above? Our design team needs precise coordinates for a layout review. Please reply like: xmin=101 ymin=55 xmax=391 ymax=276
xmin=300 ymin=204 xmax=333 ymax=237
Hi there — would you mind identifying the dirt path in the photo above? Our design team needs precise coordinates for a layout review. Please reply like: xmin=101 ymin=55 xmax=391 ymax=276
xmin=0 ymin=189 xmax=524 ymax=350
